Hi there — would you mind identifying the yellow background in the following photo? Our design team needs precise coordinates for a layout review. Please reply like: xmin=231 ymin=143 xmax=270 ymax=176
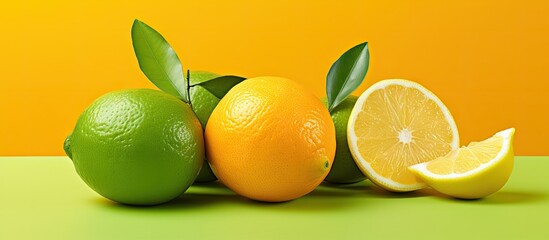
xmin=1 ymin=0 xmax=548 ymax=156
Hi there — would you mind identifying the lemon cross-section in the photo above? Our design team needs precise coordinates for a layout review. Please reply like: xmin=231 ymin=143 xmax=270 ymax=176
xmin=347 ymin=79 xmax=459 ymax=192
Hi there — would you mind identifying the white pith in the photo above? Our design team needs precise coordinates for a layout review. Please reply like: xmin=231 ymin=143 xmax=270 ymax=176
xmin=398 ymin=128 xmax=413 ymax=144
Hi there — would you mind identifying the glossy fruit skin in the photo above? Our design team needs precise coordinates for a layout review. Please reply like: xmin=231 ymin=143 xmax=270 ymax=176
xmin=322 ymin=96 xmax=366 ymax=184
xmin=188 ymin=71 xmax=221 ymax=182
xmin=205 ymin=77 xmax=336 ymax=202
xmin=64 ymin=89 xmax=204 ymax=205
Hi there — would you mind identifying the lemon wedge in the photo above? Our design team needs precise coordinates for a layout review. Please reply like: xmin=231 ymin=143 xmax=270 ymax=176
xmin=409 ymin=128 xmax=515 ymax=199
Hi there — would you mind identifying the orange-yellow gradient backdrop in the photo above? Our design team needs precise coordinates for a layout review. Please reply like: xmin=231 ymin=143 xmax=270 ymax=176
xmin=1 ymin=0 xmax=548 ymax=156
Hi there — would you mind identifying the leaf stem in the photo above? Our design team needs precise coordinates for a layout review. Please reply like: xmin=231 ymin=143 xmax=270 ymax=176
xmin=186 ymin=69 xmax=192 ymax=108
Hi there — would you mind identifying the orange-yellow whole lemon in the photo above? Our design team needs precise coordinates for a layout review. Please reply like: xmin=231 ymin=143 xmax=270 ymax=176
xmin=205 ymin=77 xmax=336 ymax=202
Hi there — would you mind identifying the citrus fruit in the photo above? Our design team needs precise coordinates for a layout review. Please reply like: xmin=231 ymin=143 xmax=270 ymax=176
xmin=347 ymin=79 xmax=459 ymax=192
xmin=64 ymin=89 xmax=204 ymax=205
xmin=322 ymin=96 xmax=366 ymax=184
xmin=409 ymin=128 xmax=515 ymax=199
xmin=205 ymin=76 xmax=336 ymax=202
xmin=188 ymin=71 xmax=221 ymax=182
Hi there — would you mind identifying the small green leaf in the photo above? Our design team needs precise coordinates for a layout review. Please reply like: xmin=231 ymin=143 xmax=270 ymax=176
xmin=326 ymin=42 xmax=369 ymax=112
xmin=131 ymin=19 xmax=188 ymax=102
xmin=196 ymin=75 xmax=245 ymax=99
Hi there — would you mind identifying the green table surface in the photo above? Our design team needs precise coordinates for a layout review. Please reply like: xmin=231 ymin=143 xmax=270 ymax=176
xmin=1 ymin=157 xmax=548 ymax=240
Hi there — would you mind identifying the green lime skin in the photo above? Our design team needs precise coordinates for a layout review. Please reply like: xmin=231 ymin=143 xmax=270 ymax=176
xmin=322 ymin=96 xmax=367 ymax=184
xmin=188 ymin=71 xmax=221 ymax=182
xmin=64 ymin=89 xmax=204 ymax=205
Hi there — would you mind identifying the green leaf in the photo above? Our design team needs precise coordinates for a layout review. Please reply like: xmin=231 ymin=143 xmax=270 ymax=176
xmin=326 ymin=42 xmax=369 ymax=112
xmin=195 ymin=75 xmax=246 ymax=99
xmin=131 ymin=19 xmax=188 ymax=102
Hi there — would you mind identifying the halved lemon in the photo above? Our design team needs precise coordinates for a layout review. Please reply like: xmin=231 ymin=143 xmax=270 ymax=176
xmin=409 ymin=128 xmax=515 ymax=199
xmin=347 ymin=79 xmax=459 ymax=192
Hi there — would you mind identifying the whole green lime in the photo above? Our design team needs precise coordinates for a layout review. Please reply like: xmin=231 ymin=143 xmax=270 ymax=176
xmin=64 ymin=89 xmax=204 ymax=205
xmin=188 ymin=71 xmax=221 ymax=182
xmin=322 ymin=96 xmax=366 ymax=184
